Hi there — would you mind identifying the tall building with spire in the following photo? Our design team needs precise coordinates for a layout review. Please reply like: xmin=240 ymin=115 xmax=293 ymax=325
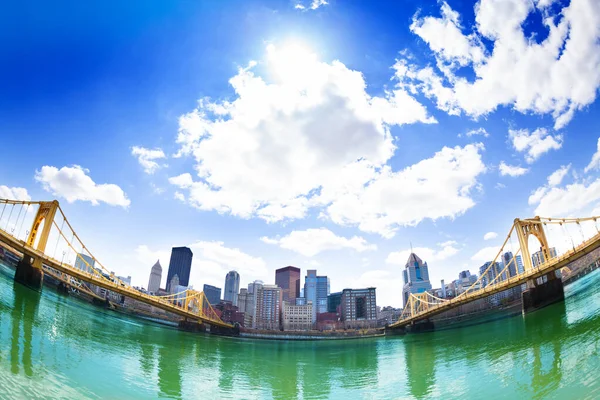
xmin=147 ymin=260 xmax=162 ymax=294
xmin=402 ymin=253 xmax=432 ymax=308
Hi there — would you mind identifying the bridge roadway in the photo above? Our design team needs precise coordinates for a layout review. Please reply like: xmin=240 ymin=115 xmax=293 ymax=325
xmin=390 ymin=230 xmax=600 ymax=329
xmin=0 ymin=228 xmax=233 ymax=329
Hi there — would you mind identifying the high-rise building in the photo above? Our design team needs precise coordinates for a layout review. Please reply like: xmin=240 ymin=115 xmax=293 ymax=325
xmin=147 ymin=260 xmax=162 ymax=294
xmin=282 ymin=301 xmax=313 ymax=331
xmin=237 ymin=288 xmax=254 ymax=327
xmin=74 ymin=253 xmax=95 ymax=274
xmin=169 ymin=274 xmax=180 ymax=294
xmin=402 ymin=253 xmax=433 ymax=307
xmin=255 ymin=285 xmax=282 ymax=330
xmin=531 ymin=247 xmax=558 ymax=267
xmin=304 ymin=270 xmax=329 ymax=322
xmin=247 ymin=280 xmax=263 ymax=328
xmin=327 ymin=292 xmax=342 ymax=313
xmin=275 ymin=266 xmax=301 ymax=305
xmin=203 ymin=284 xmax=221 ymax=305
xmin=340 ymin=288 xmax=377 ymax=324
xmin=516 ymin=255 xmax=524 ymax=274
xmin=479 ymin=261 xmax=504 ymax=286
xmin=454 ymin=270 xmax=479 ymax=294
xmin=502 ymin=251 xmax=518 ymax=277
xmin=166 ymin=247 xmax=193 ymax=291
xmin=224 ymin=271 xmax=240 ymax=306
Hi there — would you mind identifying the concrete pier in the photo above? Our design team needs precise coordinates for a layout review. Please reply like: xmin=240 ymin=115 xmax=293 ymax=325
xmin=522 ymin=273 xmax=564 ymax=314
xmin=406 ymin=319 xmax=435 ymax=333
xmin=14 ymin=256 xmax=43 ymax=290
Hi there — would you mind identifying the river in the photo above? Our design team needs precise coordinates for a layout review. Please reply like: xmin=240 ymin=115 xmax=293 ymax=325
xmin=1 ymin=260 xmax=599 ymax=399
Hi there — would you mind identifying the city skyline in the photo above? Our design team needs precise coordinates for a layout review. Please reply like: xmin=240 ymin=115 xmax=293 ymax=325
xmin=1 ymin=0 xmax=600 ymax=308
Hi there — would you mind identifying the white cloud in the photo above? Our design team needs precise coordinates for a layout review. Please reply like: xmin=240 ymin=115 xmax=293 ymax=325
xmin=131 ymin=146 xmax=167 ymax=174
xmin=0 ymin=186 xmax=31 ymax=201
xmin=530 ymin=178 xmax=600 ymax=217
xmin=458 ymin=128 xmax=489 ymax=138
xmin=396 ymin=0 xmax=600 ymax=129
xmin=471 ymin=245 xmax=502 ymax=262
xmin=584 ymin=137 xmax=600 ymax=173
xmin=499 ymin=161 xmax=529 ymax=177
xmin=261 ymin=227 xmax=376 ymax=257
xmin=295 ymin=0 xmax=328 ymax=10
xmin=508 ymin=128 xmax=563 ymax=163
xmin=547 ymin=164 xmax=571 ymax=187
xmin=173 ymin=191 xmax=186 ymax=202
xmin=386 ymin=241 xmax=460 ymax=265
xmin=35 ymin=165 xmax=130 ymax=208
xmin=483 ymin=232 xmax=497 ymax=240
xmin=169 ymin=45 xmax=493 ymax=238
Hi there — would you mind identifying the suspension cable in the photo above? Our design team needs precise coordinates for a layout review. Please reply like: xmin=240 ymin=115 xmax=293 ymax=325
xmin=17 ymin=204 xmax=29 ymax=239
xmin=0 ymin=201 xmax=6 ymax=224
xmin=4 ymin=204 xmax=14 ymax=230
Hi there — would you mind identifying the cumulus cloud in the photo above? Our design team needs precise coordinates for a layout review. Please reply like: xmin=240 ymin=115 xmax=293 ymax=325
xmin=0 ymin=186 xmax=31 ymax=201
xmin=530 ymin=179 xmax=600 ymax=217
xmin=471 ymin=245 xmax=502 ymax=262
xmin=499 ymin=161 xmax=529 ymax=177
xmin=261 ymin=227 xmax=376 ymax=257
xmin=386 ymin=240 xmax=460 ymax=265
xmin=170 ymin=45 xmax=488 ymax=237
xmin=508 ymin=128 xmax=563 ymax=163
xmin=295 ymin=0 xmax=328 ymax=10
xmin=483 ymin=232 xmax=497 ymax=240
xmin=458 ymin=128 xmax=489 ymax=138
xmin=584 ymin=137 xmax=600 ymax=173
xmin=547 ymin=164 xmax=571 ymax=187
xmin=35 ymin=165 xmax=130 ymax=208
xmin=395 ymin=0 xmax=600 ymax=129
xmin=131 ymin=146 xmax=167 ymax=174
xmin=528 ymin=164 xmax=573 ymax=210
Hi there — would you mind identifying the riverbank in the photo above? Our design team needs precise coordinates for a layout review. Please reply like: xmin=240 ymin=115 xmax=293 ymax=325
xmin=238 ymin=328 xmax=385 ymax=340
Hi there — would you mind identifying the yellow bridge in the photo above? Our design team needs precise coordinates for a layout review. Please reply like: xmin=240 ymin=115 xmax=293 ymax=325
xmin=391 ymin=215 xmax=600 ymax=330
xmin=0 ymin=198 xmax=233 ymax=330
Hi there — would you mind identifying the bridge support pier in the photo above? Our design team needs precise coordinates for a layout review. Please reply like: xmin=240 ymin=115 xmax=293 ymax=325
xmin=14 ymin=256 xmax=43 ymax=290
xmin=522 ymin=272 xmax=564 ymax=314
xmin=406 ymin=319 xmax=435 ymax=334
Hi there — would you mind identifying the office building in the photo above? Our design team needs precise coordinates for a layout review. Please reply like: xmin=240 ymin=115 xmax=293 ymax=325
xmin=282 ymin=301 xmax=313 ymax=331
xmin=454 ymin=270 xmax=479 ymax=294
xmin=147 ymin=260 xmax=162 ymax=294
xmin=74 ymin=253 xmax=95 ymax=274
xmin=327 ymin=292 xmax=342 ymax=313
xmin=402 ymin=253 xmax=433 ymax=307
xmin=166 ymin=247 xmax=193 ymax=291
xmin=304 ymin=270 xmax=330 ymax=322
xmin=516 ymin=255 xmax=525 ymax=274
xmin=479 ymin=261 xmax=504 ymax=286
xmin=247 ymin=280 xmax=263 ymax=328
xmin=532 ymin=247 xmax=558 ymax=267
xmin=255 ymin=285 xmax=282 ymax=330
xmin=117 ymin=275 xmax=131 ymax=286
xmin=203 ymin=284 xmax=221 ymax=305
xmin=275 ymin=266 xmax=301 ymax=305
xmin=169 ymin=275 xmax=180 ymax=294
xmin=502 ymin=251 xmax=518 ymax=277
xmin=224 ymin=271 xmax=240 ymax=306
xmin=340 ymin=288 xmax=377 ymax=325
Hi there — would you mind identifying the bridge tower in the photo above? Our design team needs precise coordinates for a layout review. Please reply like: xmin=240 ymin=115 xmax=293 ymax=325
xmin=513 ymin=217 xmax=564 ymax=313
xmin=14 ymin=200 xmax=60 ymax=289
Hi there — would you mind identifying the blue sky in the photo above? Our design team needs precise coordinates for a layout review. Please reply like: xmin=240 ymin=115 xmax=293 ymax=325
xmin=1 ymin=0 xmax=600 ymax=307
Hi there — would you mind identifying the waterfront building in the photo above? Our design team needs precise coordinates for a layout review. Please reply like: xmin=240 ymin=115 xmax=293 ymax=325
xmin=340 ymin=288 xmax=377 ymax=327
xmin=224 ymin=271 xmax=240 ymax=306
xmin=74 ymin=253 xmax=95 ymax=274
xmin=203 ymin=284 xmax=221 ymax=305
xmin=215 ymin=301 xmax=245 ymax=327
xmin=532 ymin=247 xmax=558 ymax=267
xmin=327 ymin=292 xmax=342 ymax=313
xmin=275 ymin=266 xmax=301 ymax=305
xmin=402 ymin=253 xmax=433 ymax=307
xmin=502 ymin=251 xmax=518 ymax=277
xmin=237 ymin=288 xmax=255 ymax=322
xmin=169 ymin=275 xmax=180 ymax=294
xmin=166 ymin=247 xmax=193 ymax=291
xmin=247 ymin=280 xmax=263 ymax=328
xmin=479 ymin=262 xmax=504 ymax=286
xmin=282 ymin=300 xmax=313 ymax=331
xmin=147 ymin=260 xmax=162 ymax=294
xmin=255 ymin=285 xmax=282 ymax=330
xmin=304 ymin=270 xmax=329 ymax=322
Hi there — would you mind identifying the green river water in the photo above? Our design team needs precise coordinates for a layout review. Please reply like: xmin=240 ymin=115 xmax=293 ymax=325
xmin=1 ymin=260 xmax=599 ymax=399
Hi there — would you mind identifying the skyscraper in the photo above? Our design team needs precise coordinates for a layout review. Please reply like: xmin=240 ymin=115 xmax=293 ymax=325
xmin=304 ymin=270 xmax=329 ymax=322
xmin=247 ymin=280 xmax=263 ymax=328
xmin=340 ymin=288 xmax=377 ymax=324
xmin=166 ymin=247 xmax=193 ymax=291
xmin=147 ymin=260 xmax=162 ymax=294
xmin=316 ymin=275 xmax=330 ymax=314
xmin=275 ymin=266 xmax=300 ymax=304
xmin=203 ymin=284 xmax=221 ymax=305
xmin=74 ymin=253 xmax=95 ymax=274
xmin=479 ymin=261 xmax=504 ymax=286
xmin=224 ymin=271 xmax=240 ymax=306
xmin=502 ymin=251 xmax=518 ymax=277
xmin=515 ymin=255 xmax=524 ymax=274
xmin=402 ymin=253 xmax=432 ymax=308
xmin=255 ymin=284 xmax=282 ymax=330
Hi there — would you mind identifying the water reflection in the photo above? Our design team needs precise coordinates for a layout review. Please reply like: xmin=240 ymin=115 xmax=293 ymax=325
xmin=10 ymin=282 xmax=40 ymax=376
xmin=404 ymin=336 xmax=436 ymax=399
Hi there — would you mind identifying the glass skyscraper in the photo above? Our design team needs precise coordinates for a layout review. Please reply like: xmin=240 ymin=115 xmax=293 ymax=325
xmin=304 ymin=270 xmax=329 ymax=322
xmin=166 ymin=247 xmax=193 ymax=291
xmin=402 ymin=253 xmax=432 ymax=308
xmin=224 ymin=270 xmax=240 ymax=306
xmin=203 ymin=284 xmax=221 ymax=305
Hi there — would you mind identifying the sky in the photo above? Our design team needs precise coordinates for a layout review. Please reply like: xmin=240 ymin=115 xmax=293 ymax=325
xmin=1 ymin=0 xmax=600 ymax=307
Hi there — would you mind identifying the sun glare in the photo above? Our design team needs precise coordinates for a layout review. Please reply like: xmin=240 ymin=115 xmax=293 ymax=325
xmin=267 ymin=42 xmax=318 ymax=85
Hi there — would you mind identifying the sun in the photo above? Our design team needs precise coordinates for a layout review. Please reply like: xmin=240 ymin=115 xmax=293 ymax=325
xmin=266 ymin=41 xmax=318 ymax=85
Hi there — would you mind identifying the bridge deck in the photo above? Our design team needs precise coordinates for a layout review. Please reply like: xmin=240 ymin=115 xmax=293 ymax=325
xmin=0 ymin=229 xmax=232 ymax=329
xmin=390 ymin=231 xmax=600 ymax=328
